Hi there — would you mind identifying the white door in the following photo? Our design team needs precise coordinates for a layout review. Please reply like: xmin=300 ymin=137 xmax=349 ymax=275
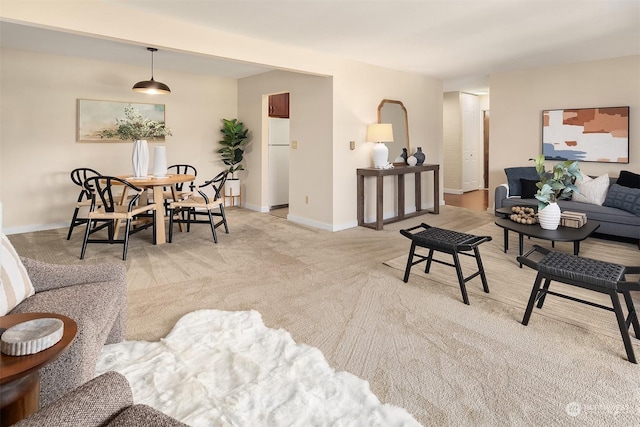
xmin=268 ymin=118 xmax=290 ymax=207
xmin=462 ymin=94 xmax=480 ymax=192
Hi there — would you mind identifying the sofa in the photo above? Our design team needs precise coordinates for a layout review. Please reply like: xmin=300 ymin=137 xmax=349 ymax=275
xmin=3 ymin=247 xmax=127 ymax=406
xmin=495 ymin=167 xmax=640 ymax=243
xmin=14 ymin=371 xmax=187 ymax=427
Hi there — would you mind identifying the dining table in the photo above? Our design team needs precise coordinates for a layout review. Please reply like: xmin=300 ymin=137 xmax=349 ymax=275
xmin=116 ymin=173 xmax=196 ymax=244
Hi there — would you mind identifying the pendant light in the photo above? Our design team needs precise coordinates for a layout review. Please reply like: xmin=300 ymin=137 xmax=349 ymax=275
xmin=132 ymin=47 xmax=171 ymax=95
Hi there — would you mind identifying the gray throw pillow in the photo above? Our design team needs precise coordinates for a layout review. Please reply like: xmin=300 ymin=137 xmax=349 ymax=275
xmin=504 ymin=167 xmax=539 ymax=197
xmin=603 ymin=184 xmax=640 ymax=217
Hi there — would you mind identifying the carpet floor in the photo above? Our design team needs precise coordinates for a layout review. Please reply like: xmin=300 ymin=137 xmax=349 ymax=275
xmin=8 ymin=206 xmax=640 ymax=426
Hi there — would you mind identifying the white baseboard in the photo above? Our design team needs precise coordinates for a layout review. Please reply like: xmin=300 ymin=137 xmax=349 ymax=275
xmin=4 ymin=221 xmax=68 ymax=235
xmin=444 ymin=188 xmax=463 ymax=195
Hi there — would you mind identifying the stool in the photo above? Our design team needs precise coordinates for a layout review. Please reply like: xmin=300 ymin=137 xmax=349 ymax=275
xmin=400 ymin=223 xmax=492 ymax=305
xmin=519 ymin=245 xmax=640 ymax=363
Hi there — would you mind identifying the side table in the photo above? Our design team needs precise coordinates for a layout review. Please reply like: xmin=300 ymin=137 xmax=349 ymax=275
xmin=0 ymin=313 xmax=77 ymax=426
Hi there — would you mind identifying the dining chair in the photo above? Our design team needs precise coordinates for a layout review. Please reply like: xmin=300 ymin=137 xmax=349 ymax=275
xmin=67 ymin=167 xmax=103 ymax=240
xmin=162 ymin=164 xmax=198 ymax=213
xmin=80 ymin=176 xmax=158 ymax=260
xmin=167 ymin=170 xmax=229 ymax=243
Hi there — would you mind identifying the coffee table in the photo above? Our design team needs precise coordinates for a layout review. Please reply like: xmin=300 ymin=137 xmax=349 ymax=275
xmin=0 ymin=313 xmax=77 ymax=426
xmin=494 ymin=217 xmax=600 ymax=267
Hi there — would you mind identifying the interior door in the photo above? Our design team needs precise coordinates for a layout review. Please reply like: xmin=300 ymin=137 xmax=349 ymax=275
xmin=462 ymin=93 xmax=480 ymax=192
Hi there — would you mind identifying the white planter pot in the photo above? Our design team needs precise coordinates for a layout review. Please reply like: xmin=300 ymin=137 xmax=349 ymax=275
xmin=225 ymin=179 xmax=240 ymax=197
xmin=132 ymin=140 xmax=149 ymax=178
xmin=538 ymin=202 xmax=561 ymax=230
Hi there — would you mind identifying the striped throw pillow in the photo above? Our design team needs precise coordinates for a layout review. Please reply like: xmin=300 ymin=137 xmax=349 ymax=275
xmin=1 ymin=234 xmax=35 ymax=315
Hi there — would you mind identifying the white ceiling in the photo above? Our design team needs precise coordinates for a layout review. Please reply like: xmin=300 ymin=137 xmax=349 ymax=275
xmin=2 ymin=0 xmax=639 ymax=93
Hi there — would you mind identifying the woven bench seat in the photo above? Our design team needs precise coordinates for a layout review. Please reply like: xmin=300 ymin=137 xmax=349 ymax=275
xmin=400 ymin=223 xmax=492 ymax=305
xmin=519 ymin=245 xmax=640 ymax=363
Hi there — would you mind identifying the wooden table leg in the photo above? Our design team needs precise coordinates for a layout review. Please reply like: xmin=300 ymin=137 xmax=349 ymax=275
xmin=414 ymin=172 xmax=422 ymax=213
xmin=398 ymin=174 xmax=405 ymax=220
xmin=152 ymin=186 xmax=167 ymax=244
xmin=0 ymin=372 xmax=40 ymax=427
xmin=357 ymin=175 xmax=364 ymax=226
xmin=375 ymin=176 xmax=384 ymax=230
xmin=433 ymin=168 xmax=440 ymax=214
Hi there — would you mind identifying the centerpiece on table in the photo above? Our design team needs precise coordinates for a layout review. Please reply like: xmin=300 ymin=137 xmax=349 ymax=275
xmin=533 ymin=154 xmax=582 ymax=230
xmin=100 ymin=104 xmax=172 ymax=178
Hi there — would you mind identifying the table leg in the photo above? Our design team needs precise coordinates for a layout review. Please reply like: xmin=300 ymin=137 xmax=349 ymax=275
xmin=414 ymin=172 xmax=421 ymax=213
xmin=152 ymin=186 xmax=167 ymax=244
xmin=375 ymin=176 xmax=384 ymax=230
xmin=574 ymin=241 xmax=579 ymax=255
xmin=0 ymin=372 xmax=40 ymax=427
xmin=503 ymin=229 xmax=509 ymax=253
xmin=518 ymin=233 xmax=524 ymax=268
xmin=357 ymin=175 xmax=364 ymax=226
xmin=398 ymin=174 xmax=405 ymax=220
xmin=433 ymin=168 xmax=440 ymax=214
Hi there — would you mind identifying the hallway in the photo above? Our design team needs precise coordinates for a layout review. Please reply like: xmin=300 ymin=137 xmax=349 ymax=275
xmin=444 ymin=189 xmax=488 ymax=212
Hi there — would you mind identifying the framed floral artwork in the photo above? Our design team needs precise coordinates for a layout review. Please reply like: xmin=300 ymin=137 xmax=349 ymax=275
xmin=542 ymin=107 xmax=629 ymax=163
xmin=77 ymin=99 xmax=167 ymax=142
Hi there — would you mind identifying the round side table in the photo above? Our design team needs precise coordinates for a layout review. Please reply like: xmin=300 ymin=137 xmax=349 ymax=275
xmin=0 ymin=312 xmax=77 ymax=426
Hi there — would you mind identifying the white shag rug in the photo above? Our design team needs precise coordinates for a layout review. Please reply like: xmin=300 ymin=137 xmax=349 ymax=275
xmin=96 ymin=309 xmax=421 ymax=426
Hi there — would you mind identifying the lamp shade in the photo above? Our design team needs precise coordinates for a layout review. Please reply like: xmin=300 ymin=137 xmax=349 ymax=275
xmin=132 ymin=78 xmax=171 ymax=95
xmin=366 ymin=123 xmax=394 ymax=142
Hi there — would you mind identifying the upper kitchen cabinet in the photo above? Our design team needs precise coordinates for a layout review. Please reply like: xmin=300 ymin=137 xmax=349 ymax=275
xmin=269 ymin=93 xmax=290 ymax=118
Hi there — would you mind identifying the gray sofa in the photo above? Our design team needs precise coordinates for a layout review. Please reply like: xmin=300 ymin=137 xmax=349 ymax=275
xmin=495 ymin=176 xmax=640 ymax=242
xmin=9 ymin=258 xmax=127 ymax=406
xmin=15 ymin=371 xmax=187 ymax=427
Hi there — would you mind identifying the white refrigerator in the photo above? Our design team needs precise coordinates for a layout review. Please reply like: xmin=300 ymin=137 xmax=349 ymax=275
xmin=268 ymin=118 xmax=290 ymax=208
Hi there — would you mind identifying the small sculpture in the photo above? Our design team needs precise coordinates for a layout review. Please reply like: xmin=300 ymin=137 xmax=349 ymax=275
xmin=414 ymin=147 xmax=425 ymax=165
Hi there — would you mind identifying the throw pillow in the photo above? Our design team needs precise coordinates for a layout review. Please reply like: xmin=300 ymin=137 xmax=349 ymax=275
xmin=616 ymin=170 xmax=640 ymax=189
xmin=504 ymin=167 xmax=539 ymax=197
xmin=572 ymin=174 xmax=610 ymax=206
xmin=1 ymin=234 xmax=35 ymax=315
xmin=603 ymin=184 xmax=640 ymax=217
xmin=519 ymin=179 xmax=539 ymax=199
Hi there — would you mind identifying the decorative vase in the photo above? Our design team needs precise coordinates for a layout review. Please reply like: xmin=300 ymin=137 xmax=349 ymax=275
xmin=152 ymin=146 xmax=168 ymax=177
xmin=372 ymin=142 xmax=389 ymax=168
xmin=132 ymin=140 xmax=149 ymax=178
xmin=538 ymin=202 xmax=561 ymax=230
xmin=414 ymin=147 xmax=425 ymax=165
xmin=401 ymin=148 xmax=408 ymax=164
xmin=407 ymin=155 xmax=417 ymax=166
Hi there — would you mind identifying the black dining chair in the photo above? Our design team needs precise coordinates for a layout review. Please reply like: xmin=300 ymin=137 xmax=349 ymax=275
xmin=80 ymin=176 xmax=158 ymax=260
xmin=67 ymin=167 xmax=103 ymax=240
xmin=167 ymin=170 xmax=229 ymax=244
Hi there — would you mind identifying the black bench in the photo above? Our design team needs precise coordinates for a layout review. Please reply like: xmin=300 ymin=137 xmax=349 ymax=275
xmin=518 ymin=245 xmax=640 ymax=363
xmin=400 ymin=223 xmax=492 ymax=305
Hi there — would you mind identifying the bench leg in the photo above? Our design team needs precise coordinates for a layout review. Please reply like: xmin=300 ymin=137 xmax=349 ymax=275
xmin=473 ymin=247 xmax=490 ymax=294
xmin=403 ymin=243 xmax=417 ymax=283
xmin=452 ymin=252 xmax=470 ymax=305
xmin=536 ymin=278 xmax=552 ymax=309
xmin=425 ymin=249 xmax=435 ymax=273
xmin=610 ymin=290 xmax=637 ymax=363
xmin=522 ymin=273 xmax=544 ymax=325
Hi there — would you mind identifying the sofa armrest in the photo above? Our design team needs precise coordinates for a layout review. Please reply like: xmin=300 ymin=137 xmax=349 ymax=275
xmin=494 ymin=184 xmax=509 ymax=212
xmin=20 ymin=257 xmax=126 ymax=293
xmin=14 ymin=372 xmax=133 ymax=427
xmin=108 ymin=405 xmax=189 ymax=427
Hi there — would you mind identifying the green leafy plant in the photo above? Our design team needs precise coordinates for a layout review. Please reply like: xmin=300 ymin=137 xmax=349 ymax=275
xmin=100 ymin=104 xmax=172 ymax=141
xmin=217 ymin=118 xmax=250 ymax=178
xmin=533 ymin=154 xmax=582 ymax=210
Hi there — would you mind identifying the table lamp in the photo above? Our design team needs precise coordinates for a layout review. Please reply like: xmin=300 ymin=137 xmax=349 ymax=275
xmin=366 ymin=123 xmax=394 ymax=168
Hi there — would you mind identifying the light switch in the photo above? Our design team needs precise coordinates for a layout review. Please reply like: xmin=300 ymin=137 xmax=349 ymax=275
xmin=350 ymin=141 xmax=355 ymax=150
xmin=292 ymin=140 xmax=298 ymax=150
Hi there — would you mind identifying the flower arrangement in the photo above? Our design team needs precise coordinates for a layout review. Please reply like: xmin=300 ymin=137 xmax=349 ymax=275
xmin=533 ymin=154 xmax=582 ymax=210
xmin=100 ymin=104 xmax=172 ymax=141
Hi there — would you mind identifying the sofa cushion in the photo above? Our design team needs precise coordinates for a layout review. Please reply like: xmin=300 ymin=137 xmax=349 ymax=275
xmin=616 ymin=170 xmax=640 ymax=189
xmin=1 ymin=234 xmax=35 ymax=315
xmin=505 ymin=167 xmax=539 ymax=197
xmin=603 ymin=184 xmax=640 ymax=217
xmin=572 ymin=174 xmax=609 ymax=206
xmin=520 ymin=179 xmax=539 ymax=199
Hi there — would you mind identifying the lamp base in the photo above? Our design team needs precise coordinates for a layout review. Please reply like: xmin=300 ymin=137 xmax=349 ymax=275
xmin=372 ymin=142 xmax=389 ymax=168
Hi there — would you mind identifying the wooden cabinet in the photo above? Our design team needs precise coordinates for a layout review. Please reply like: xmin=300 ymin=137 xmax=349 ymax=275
xmin=269 ymin=93 xmax=289 ymax=118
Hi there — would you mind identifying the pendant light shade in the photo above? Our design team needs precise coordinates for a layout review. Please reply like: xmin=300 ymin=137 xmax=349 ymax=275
xmin=132 ymin=47 xmax=171 ymax=95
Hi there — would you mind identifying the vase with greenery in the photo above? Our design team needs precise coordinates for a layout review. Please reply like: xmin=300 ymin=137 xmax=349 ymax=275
xmin=533 ymin=154 xmax=582 ymax=229
xmin=100 ymin=104 xmax=172 ymax=177
xmin=218 ymin=118 xmax=250 ymax=179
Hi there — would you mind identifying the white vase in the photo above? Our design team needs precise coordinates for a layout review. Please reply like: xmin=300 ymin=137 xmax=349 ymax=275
xmin=372 ymin=142 xmax=389 ymax=168
xmin=152 ymin=146 xmax=168 ymax=177
xmin=407 ymin=155 xmax=418 ymax=166
xmin=538 ymin=202 xmax=561 ymax=230
xmin=132 ymin=140 xmax=149 ymax=178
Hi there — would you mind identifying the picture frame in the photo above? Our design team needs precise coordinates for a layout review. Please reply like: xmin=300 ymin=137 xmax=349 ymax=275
xmin=77 ymin=99 xmax=167 ymax=142
xmin=541 ymin=107 xmax=629 ymax=163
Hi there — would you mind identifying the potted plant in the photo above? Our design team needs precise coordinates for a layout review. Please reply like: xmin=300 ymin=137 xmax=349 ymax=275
xmin=217 ymin=118 xmax=250 ymax=200
xmin=533 ymin=154 xmax=582 ymax=230
xmin=100 ymin=104 xmax=172 ymax=177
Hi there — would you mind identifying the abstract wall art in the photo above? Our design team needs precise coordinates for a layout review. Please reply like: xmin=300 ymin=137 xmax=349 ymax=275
xmin=542 ymin=107 xmax=629 ymax=163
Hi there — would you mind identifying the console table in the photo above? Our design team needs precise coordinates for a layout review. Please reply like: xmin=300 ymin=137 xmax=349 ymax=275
xmin=357 ymin=164 xmax=440 ymax=230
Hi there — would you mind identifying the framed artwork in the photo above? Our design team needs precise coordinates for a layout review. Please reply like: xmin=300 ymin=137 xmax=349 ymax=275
xmin=77 ymin=99 xmax=166 ymax=142
xmin=542 ymin=107 xmax=629 ymax=163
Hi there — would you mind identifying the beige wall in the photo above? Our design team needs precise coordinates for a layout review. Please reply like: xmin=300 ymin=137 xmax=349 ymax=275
xmin=443 ymin=92 xmax=462 ymax=192
xmin=489 ymin=55 xmax=640 ymax=210
xmin=0 ymin=48 xmax=237 ymax=231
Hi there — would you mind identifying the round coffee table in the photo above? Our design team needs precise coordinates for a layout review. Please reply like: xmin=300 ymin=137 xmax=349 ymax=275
xmin=0 ymin=312 xmax=77 ymax=426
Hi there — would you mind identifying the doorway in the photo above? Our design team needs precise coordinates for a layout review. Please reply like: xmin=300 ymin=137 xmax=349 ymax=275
xmin=267 ymin=93 xmax=290 ymax=214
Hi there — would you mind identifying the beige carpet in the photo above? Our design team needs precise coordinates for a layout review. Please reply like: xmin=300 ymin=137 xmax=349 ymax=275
xmin=8 ymin=206 xmax=640 ymax=426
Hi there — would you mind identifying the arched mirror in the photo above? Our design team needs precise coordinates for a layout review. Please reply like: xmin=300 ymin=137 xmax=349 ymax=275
xmin=377 ymin=99 xmax=410 ymax=164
